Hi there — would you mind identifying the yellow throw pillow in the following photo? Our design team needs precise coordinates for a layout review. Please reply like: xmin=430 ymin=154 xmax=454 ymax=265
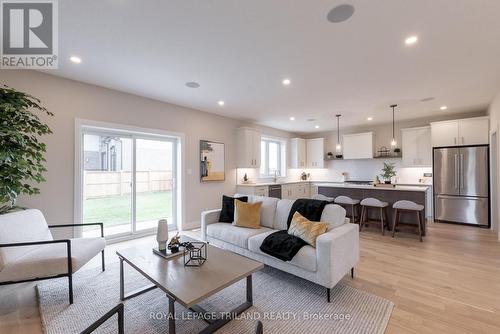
xmin=233 ymin=200 xmax=262 ymax=229
xmin=288 ymin=212 xmax=328 ymax=247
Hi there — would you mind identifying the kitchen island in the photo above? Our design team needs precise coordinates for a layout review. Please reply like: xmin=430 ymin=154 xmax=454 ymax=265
xmin=317 ymin=182 xmax=430 ymax=235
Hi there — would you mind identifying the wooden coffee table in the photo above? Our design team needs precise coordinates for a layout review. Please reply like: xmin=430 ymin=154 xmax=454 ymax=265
xmin=116 ymin=239 xmax=264 ymax=334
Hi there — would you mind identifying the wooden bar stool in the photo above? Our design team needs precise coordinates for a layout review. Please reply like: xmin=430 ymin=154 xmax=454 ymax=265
xmin=334 ymin=195 xmax=361 ymax=224
xmin=392 ymin=200 xmax=425 ymax=242
xmin=360 ymin=198 xmax=389 ymax=235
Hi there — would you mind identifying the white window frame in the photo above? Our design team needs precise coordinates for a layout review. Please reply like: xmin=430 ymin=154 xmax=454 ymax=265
xmin=74 ymin=119 xmax=185 ymax=243
xmin=260 ymin=137 xmax=287 ymax=178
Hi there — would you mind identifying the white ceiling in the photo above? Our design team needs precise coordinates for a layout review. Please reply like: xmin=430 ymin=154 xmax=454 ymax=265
xmin=47 ymin=0 xmax=500 ymax=133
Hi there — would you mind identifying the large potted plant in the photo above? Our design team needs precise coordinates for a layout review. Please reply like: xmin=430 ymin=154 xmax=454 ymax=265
xmin=0 ymin=86 xmax=53 ymax=214
xmin=380 ymin=162 xmax=396 ymax=184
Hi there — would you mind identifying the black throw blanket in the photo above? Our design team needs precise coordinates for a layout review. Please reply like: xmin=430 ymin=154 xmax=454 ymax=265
xmin=260 ymin=199 xmax=329 ymax=261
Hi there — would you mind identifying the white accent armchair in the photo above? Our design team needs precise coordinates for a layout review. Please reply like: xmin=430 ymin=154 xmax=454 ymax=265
xmin=0 ymin=209 xmax=106 ymax=304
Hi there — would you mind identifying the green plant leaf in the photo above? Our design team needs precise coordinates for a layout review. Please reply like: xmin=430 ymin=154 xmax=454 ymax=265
xmin=0 ymin=86 xmax=53 ymax=212
xmin=380 ymin=162 xmax=397 ymax=180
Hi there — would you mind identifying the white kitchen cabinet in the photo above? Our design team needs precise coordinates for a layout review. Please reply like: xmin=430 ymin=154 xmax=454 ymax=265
xmin=289 ymin=138 xmax=307 ymax=169
xmin=236 ymin=185 xmax=268 ymax=197
xmin=254 ymin=186 xmax=268 ymax=197
xmin=281 ymin=184 xmax=294 ymax=199
xmin=431 ymin=121 xmax=459 ymax=147
xmin=310 ymin=183 xmax=319 ymax=197
xmin=402 ymin=126 xmax=432 ymax=166
xmin=282 ymin=183 xmax=310 ymax=200
xmin=306 ymin=138 xmax=324 ymax=168
xmin=431 ymin=117 xmax=489 ymax=147
xmin=237 ymin=127 xmax=261 ymax=168
xmin=295 ymin=183 xmax=310 ymax=198
xmin=458 ymin=117 xmax=489 ymax=145
xmin=342 ymin=132 xmax=374 ymax=159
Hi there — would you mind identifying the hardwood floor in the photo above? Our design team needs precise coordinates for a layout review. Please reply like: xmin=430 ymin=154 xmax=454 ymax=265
xmin=1 ymin=223 xmax=500 ymax=333
xmin=351 ymin=222 xmax=500 ymax=334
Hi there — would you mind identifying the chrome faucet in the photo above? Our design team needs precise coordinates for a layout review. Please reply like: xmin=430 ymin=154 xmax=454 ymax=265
xmin=273 ymin=170 xmax=278 ymax=183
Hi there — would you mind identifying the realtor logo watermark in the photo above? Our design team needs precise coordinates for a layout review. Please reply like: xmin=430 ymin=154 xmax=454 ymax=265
xmin=1 ymin=0 xmax=58 ymax=69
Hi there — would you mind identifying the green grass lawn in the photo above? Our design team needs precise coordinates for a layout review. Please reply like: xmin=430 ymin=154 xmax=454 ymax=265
xmin=83 ymin=191 xmax=172 ymax=228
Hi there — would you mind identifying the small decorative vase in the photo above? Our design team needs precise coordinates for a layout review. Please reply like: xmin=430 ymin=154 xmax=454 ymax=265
xmin=156 ymin=219 xmax=169 ymax=251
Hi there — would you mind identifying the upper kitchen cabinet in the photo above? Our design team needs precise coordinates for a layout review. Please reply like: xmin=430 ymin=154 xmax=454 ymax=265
xmin=431 ymin=117 xmax=489 ymax=147
xmin=289 ymin=138 xmax=306 ymax=169
xmin=431 ymin=120 xmax=459 ymax=147
xmin=402 ymin=126 xmax=432 ymax=166
xmin=457 ymin=117 xmax=489 ymax=145
xmin=237 ymin=127 xmax=261 ymax=168
xmin=342 ymin=132 xmax=374 ymax=159
xmin=306 ymin=138 xmax=324 ymax=168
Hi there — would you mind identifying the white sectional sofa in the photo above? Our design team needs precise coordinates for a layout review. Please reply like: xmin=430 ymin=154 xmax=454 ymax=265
xmin=201 ymin=194 xmax=359 ymax=301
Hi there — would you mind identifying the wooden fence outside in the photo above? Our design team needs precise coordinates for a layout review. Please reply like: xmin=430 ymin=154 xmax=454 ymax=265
xmin=84 ymin=170 xmax=173 ymax=199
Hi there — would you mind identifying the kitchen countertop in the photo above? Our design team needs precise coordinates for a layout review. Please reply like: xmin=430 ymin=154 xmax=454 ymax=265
xmin=315 ymin=183 xmax=429 ymax=192
xmin=236 ymin=181 xmax=311 ymax=187
xmin=237 ymin=181 xmax=430 ymax=192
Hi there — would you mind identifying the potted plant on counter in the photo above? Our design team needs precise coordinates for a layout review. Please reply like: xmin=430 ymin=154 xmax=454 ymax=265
xmin=380 ymin=162 xmax=396 ymax=184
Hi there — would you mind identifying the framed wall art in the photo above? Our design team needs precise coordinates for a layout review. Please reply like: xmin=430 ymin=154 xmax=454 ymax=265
xmin=200 ymin=140 xmax=225 ymax=182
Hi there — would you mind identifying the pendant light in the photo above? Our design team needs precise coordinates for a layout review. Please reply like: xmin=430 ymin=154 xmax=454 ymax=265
xmin=335 ymin=114 xmax=342 ymax=153
xmin=390 ymin=104 xmax=397 ymax=148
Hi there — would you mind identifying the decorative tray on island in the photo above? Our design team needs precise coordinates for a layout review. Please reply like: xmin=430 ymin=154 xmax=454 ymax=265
xmin=373 ymin=183 xmax=396 ymax=188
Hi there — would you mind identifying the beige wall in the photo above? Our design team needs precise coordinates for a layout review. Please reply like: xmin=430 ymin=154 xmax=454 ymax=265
xmin=1 ymin=70 xmax=292 ymax=231
xmin=488 ymin=91 xmax=500 ymax=238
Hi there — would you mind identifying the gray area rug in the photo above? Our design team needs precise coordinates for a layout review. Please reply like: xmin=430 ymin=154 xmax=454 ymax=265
xmin=37 ymin=262 xmax=393 ymax=334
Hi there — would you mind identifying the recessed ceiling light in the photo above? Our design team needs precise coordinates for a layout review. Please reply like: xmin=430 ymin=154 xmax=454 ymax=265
xmin=367 ymin=117 xmax=373 ymax=121
xmin=440 ymin=105 xmax=448 ymax=110
xmin=218 ymin=100 xmax=225 ymax=106
xmin=405 ymin=35 xmax=418 ymax=45
xmin=185 ymin=82 xmax=200 ymax=88
xmin=289 ymin=117 xmax=295 ymax=121
xmin=315 ymin=125 xmax=320 ymax=129
xmin=327 ymin=4 xmax=355 ymax=23
xmin=282 ymin=78 xmax=291 ymax=86
xmin=70 ymin=56 xmax=81 ymax=64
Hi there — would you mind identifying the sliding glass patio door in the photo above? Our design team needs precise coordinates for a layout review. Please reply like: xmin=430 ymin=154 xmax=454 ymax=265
xmin=81 ymin=130 xmax=177 ymax=238
xmin=135 ymin=138 xmax=175 ymax=232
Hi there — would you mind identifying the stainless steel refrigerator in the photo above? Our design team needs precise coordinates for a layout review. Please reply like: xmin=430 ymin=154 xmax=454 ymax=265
xmin=433 ymin=146 xmax=490 ymax=227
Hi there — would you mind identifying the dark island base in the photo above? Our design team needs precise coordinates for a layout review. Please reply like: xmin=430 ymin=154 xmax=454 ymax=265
xmin=318 ymin=186 xmax=427 ymax=235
